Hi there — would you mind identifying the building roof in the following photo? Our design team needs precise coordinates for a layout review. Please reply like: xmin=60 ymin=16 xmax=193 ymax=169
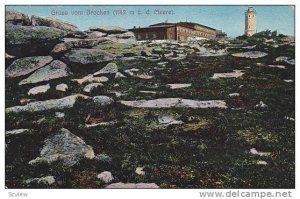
xmin=130 ymin=21 xmax=217 ymax=31
xmin=176 ymin=22 xmax=216 ymax=31
xmin=149 ymin=22 xmax=176 ymax=27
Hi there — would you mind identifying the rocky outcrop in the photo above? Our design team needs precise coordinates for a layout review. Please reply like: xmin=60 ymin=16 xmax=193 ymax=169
xmin=29 ymin=128 xmax=95 ymax=167
xmin=5 ymin=56 xmax=53 ymax=78
xmin=89 ymin=26 xmax=127 ymax=34
xmin=31 ymin=15 xmax=79 ymax=32
xmin=51 ymin=37 xmax=109 ymax=57
xmin=5 ymin=10 xmax=31 ymax=25
xmin=19 ymin=60 xmax=72 ymax=85
xmin=6 ymin=24 xmax=66 ymax=57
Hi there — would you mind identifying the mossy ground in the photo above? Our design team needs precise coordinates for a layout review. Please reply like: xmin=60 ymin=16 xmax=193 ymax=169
xmin=5 ymin=42 xmax=294 ymax=188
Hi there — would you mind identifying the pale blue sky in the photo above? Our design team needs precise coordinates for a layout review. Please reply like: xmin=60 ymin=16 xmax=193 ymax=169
xmin=6 ymin=5 xmax=295 ymax=37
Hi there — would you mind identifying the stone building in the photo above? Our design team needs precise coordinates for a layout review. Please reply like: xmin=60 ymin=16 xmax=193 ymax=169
xmin=245 ymin=7 xmax=257 ymax=36
xmin=129 ymin=21 xmax=224 ymax=41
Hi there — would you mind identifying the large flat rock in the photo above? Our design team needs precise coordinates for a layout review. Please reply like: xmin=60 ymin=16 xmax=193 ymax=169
xmin=62 ymin=49 xmax=116 ymax=67
xmin=5 ymin=56 xmax=53 ymax=78
xmin=29 ymin=128 xmax=95 ymax=167
xmin=232 ymin=51 xmax=268 ymax=58
xmin=6 ymin=94 xmax=89 ymax=114
xmin=120 ymin=98 xmax=227 ymax=109
xmin=19 ymin=60 xmax=72 ymax=85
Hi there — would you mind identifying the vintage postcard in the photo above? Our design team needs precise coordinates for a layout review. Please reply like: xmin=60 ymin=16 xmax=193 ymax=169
xmin=5 ymin=5 xmax=295 ymax=191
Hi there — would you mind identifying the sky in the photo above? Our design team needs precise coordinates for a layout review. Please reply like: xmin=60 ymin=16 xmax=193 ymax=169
xmin=6 ymin=5 xmax=295 ymax=37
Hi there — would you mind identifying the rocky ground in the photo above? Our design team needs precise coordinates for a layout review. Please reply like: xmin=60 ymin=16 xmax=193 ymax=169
xmin=5 ymin=10 xmax=295 ymax=188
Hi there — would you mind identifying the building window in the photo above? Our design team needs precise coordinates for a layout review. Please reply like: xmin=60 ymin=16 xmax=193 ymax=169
xmin=137 ymin=34 xmax=141 ymax=40
xmin=152 ymin=33 xmax=157 ymax=39
xmin=145 ymin=33 xmax=149 ymax=39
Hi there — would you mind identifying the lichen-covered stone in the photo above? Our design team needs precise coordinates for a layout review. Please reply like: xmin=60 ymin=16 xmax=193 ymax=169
xmin=6 ymin=56 xmax=53 ymax=78
xmin=29 ymin=128 xmax=95 ymax=167
xmin=19 ymin=60 xmax=72 ymax=85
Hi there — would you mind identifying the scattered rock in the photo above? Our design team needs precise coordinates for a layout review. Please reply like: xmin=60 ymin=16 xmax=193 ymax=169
xmin=6 ymin=94 xmax=89 ymax=114
xmin=72 ymin=75 xmax=108 ymax=85
xmin=229 ymin=93 xmax=240 ymax=97
xmin=141 ymin=50 xmax=152 ymax=57
xmin=19 ymin=60 xmax=72 ymax=85
xmin=105 ymin=182 xmax=159 ymax=189
xmin=28 ymin=84 xmax=50 ymax=95
xmin=158 ymin=116 xmax=183 ymax=126
xmin=29 ymin=128 xmax=95 ymax=167
xmin=56 ymin=83 xmax=68 ymax=92
xmin=242 ymin=45 xmax=256 ymax=49
xmin=232 ymin=51 xmax=268 ymax=58
xmin=31 ymin=15 xmax=79 ymax=32
xmin=197 ymin=47 xmax=227 ymax=57
xmin=136 ymin=74 xmax=153 ymax=79
xmin=19 ymin=98 xmax=35 ymax=105
xmin=25 ymin=176 xmax=55 ymax=185
xmin=167 ymin=83 xmax=191 ymax=89
xmin=92 ymin=96 xmax=114 ymax=107
xmin=249 ymin=148 xmax=271 ymax=157
xmin=135 ymin=167 xmax=146 ymax=175
xmin=5 ymin=56 xmax=53 ymax=78
xmin=268 ymin=65 xmax=286 ymax=69
xmin=5 ymin=10 xmax=30 ymax=25
xmin=211 ymin=70 xmax=245 ymax=79
xmin=83 ymin=83 xmax=104 ymax=93
xmin=94 ymin=154 xmax=112 ymax=163
xmin=284 ymin=116 xmax=295 ymax=121
xmin=6 ymin=129 xmax=30 ymax=136
xmin=97 ymin=171 xmax=114 ymax=183
xmin=120 ymin=98 xmax=227 ymax=109
xmin=256 ymin=160 xmax=268 ymax=165
xmin=55 ymin=112 xmax=65 ymax=118
xmin=93 ymin=63 xmax=118 ymax=75
xmin=255 ymin=101 xmax=268 ymax=109
xmin=275 ymin=56 xmax=295 ymax=65
xmin=115 ymin=72 xmax=126 ymax=78
xmin=139 ymin=91 xmax=157 ymax=94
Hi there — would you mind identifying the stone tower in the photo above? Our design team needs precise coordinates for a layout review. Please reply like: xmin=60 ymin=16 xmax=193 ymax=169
xmin=245 ymin=7 xmax=257 ymax=36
